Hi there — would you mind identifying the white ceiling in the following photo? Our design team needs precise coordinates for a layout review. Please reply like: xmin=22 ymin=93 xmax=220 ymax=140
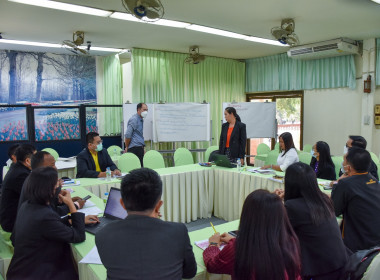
xmin=0 ymin=0 xmax=380 ymax=59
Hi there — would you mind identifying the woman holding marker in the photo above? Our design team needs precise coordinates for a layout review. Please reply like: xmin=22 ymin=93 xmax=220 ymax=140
xmin=203 ymin=189 xmax=301 ymax=280
xmin=219 ymin=107 xmax=247 ymax=165
xmin=262 ymin=132 xmax=299 ymax=172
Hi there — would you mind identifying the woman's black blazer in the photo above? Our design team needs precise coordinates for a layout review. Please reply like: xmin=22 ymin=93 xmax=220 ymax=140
xmin=219 ymin=121 xmax=247 ymax=160
xmin=310 ymin=157 xmax=336 ymax=180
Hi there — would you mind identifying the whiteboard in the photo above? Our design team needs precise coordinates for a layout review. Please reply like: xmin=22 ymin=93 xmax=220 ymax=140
xmin=153 ymin=103 xmax=211 ymax=142
xmin=222 ymin=102 xmax=276 ymax=138
xmin=123 ymin=103 xmax=154 ymax=141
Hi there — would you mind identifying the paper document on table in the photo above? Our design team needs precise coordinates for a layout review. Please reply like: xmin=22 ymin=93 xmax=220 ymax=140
xmin=82 ymin=200 xmax=96 ymax=208
xmin=63 ymin=180 xmax=80 ymax=186
xmin=195 ymin=239 xmax=226 ymax=251
xmin=79 ymin=246 xmax=102 ymax=265
xmin=77 ymin=206 xmax=103 ymax=216
xmin=249 ymin=168 xmax=275 ymax=175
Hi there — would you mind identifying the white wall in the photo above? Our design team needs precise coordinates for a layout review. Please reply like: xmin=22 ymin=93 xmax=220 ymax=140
xmin=304 ymin=38 xmax=380 ymax=157
xmin=303 ymin=86 xmax=362 ymax=156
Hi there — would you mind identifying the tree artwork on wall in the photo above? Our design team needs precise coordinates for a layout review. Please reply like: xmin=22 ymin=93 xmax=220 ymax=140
xmin=0 ymin=50 xmax=96 ymax=141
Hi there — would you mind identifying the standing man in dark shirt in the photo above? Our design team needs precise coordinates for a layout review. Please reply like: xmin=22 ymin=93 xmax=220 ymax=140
xmin=0 ymin=144 xmax=36 ymax=232
xmin=332 ymin=147 xmax=380 ymax=252
xmin=124 ymin=103 xmax=148 ymax=166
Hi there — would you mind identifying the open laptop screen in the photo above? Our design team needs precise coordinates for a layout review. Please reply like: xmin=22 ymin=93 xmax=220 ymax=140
xmin=104 ymin=187 xmax=128 ymax=219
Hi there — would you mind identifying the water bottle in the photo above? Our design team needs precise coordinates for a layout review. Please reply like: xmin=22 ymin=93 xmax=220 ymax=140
xmin=103 ymin=192 xmax=109 ymax=205
xmin=237 ymin=158 xmax=241 ymax=172
xmin=106 ymin=167 xmax=111 ymax=181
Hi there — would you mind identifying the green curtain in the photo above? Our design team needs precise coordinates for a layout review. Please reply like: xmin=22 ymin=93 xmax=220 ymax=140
xmin=97 ymin=54 xmax=123 ymax=136
xmin=246 ymin=53 xmax=356 ymax=92
xmin=131 ymin=48 xmax=245 ymax=163
xmin=376 ymin=39 xmax=380 ymax=86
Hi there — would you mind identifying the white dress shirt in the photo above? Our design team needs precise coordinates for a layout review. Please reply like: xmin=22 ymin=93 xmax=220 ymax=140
xmin=277 ymin=148 xmax=299 ymax=171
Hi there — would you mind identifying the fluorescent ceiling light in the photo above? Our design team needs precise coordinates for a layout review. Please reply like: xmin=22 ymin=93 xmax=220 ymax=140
xmin=0 ymin=39 xmax=123 ymax=53
xmin=149 ymin=19 xmax=191 ymax=28
xmin=186 ymin=25 xmax=246 ymax=39
xmin=0 ymin=39 xmax=62 ymax=48
xmin=109 ymin=12 xmax=141 ymax=22
xmin=78 ymin=46 xmax=124 ymax=53
xmin=243 ymin=36 xmax=288 ymax=47
xmin=8 ymin=0 xmax=112 ymax=17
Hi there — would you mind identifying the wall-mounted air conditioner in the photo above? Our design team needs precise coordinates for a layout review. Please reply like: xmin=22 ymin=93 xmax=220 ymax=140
xmin=287 ymin=38 xmax=359 ymax=60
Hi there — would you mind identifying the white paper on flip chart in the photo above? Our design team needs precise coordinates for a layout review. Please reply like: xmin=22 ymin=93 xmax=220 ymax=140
xmin=79 ymin=246 xmax=102 ymax=265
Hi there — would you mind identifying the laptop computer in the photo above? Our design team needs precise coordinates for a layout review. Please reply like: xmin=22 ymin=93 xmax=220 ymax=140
xmin=85 ymin=187 xmax=128 ymax=235
xmin=214 ymin=154 xmax=237 ymax=168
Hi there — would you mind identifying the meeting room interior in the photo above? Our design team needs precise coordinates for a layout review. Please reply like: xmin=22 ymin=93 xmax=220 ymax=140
xmin=1 ymin=0 xmax=380 ymax=279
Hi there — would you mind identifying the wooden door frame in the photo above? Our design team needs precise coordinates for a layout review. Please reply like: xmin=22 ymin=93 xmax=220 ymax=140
xmin=245 ymin=91 xmax=304 ymax=155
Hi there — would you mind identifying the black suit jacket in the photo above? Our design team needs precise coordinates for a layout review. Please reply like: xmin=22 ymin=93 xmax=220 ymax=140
xmin=310 ymin=157 xmax=336 ymax=180
xmin=7 ymin=202 xmax=85 ymax=280
xmin=0 ymin=162 xmax=31 ymax=232
xmin=219 ymin=121 xmax=247 ymax=160
xmin=76 ymin=148 xmax=118 ymax=178
xmin=285 ymin=198 xmax=347 ymax=277
xmin=96 ymin=214 xmax=197 ymax=280
xmin=332 ymin=173 xmax=380 ymax=252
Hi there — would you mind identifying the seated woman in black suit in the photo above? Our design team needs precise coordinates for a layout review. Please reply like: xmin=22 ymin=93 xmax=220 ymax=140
xmin=310 ymin=141 xmax=336 ymax=180
xmin=203 ymin=189 xmax=302 ymax=280
xmin=284 ymin=162 xmax=348 ymax=280
xmin=7 ymin=167 xmax=86 ymax=280
xmin=219 ymin=107 xmax=247 ymax=165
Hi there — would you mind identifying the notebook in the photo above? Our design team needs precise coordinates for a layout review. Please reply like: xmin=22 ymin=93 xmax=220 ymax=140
xmin=85 ymin=187 xmax=128 ymax=235
xmin=214 ymin=154 xmax=237 ymax=168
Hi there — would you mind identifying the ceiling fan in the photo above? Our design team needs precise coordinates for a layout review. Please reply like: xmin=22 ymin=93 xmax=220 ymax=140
xmin=184 ymin=46 xmax=206 ymax=64
xmin=62 ymin=31 xmax=90 ymax=55
xmin=121 ymin=0 xmax=164 ymax=22
xmin=271 ymin=19 xmax=299 ymax=46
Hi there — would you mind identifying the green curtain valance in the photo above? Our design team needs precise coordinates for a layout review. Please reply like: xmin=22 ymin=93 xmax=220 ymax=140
xmin=245 ymin=53 xmax=356 ymax=92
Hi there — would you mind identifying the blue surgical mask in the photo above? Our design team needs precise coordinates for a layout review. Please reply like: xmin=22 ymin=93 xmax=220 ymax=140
xmin=95 ymin=143 xmax=103 ymax=152
xmin=343 ymin=145 xmax=348 ymax=155
xmin=310 ymin=150 xmax=316 ymax=158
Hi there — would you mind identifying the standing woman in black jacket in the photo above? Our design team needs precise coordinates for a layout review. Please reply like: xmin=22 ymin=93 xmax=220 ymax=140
xmin=284 ymin=162 xmax=347 ymax=280
xmin=7 ymin=167 xmax=86 ymax=280
xmin=219 ymin=107 xmax=247 ymax=165
xmin=310 ymin=141 xmax=336 ymax=180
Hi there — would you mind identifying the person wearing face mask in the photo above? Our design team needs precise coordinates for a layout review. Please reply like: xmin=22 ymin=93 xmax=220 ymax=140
xmin=0 ymin=143 xmax=36 ymax=233
xmin=310 ymin=141 xmax=336 ymax=181
xmin=7 ymin=167 xmax=86 ymax=280
xmin=124 ymin=103 xmax=148 ymax=166
xmin=339 ymin=135 xmax=378 ymax=181
xmin=331 ymin=147 xmax=380 ymax=252
xmin=76 ymin=132 xmax=121 ymax=178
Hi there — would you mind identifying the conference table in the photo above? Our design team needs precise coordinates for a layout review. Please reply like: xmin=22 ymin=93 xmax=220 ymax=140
xmin=74 ymin=164 xmax=298 ymax=223
xmin=69 ymin=186 xmax=240 ymax=280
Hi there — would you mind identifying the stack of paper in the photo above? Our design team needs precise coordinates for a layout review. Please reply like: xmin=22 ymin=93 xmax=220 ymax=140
xmin=77 ymin=200 xmax=103 ymax=216
xmin=195 ymin=239 xmax=226 ymax=251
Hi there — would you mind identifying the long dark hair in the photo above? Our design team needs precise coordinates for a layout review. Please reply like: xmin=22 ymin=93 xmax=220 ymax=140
xmin=24 ymin=167 xmax=58 ymax=205
xmin=279 ymin=132 xmax=295 ymax=156
xmin=234 ymin=190 xmax=300 ymax=280
xmin=225 ymin=107 xmax=241 ymax=122
xmin=284 ymin=162 xmax=334 ymax=225
xmin=315 ymin=141 xmax=335 ymax=173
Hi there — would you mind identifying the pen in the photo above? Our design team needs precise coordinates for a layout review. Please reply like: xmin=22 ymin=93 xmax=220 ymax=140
xmin=210 ymin=222 xmax=217 ymax=233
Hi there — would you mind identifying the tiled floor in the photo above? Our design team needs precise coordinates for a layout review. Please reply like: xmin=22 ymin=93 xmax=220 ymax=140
xmin=185 ymin=216 xmax=227 ymax=232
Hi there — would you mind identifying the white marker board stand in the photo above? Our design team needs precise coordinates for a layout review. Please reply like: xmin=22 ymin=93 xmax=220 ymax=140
xmin=222 ymin=102 xmax=276 ymax=138
xmin=153 ymin=103 xmax=211 ymax=143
